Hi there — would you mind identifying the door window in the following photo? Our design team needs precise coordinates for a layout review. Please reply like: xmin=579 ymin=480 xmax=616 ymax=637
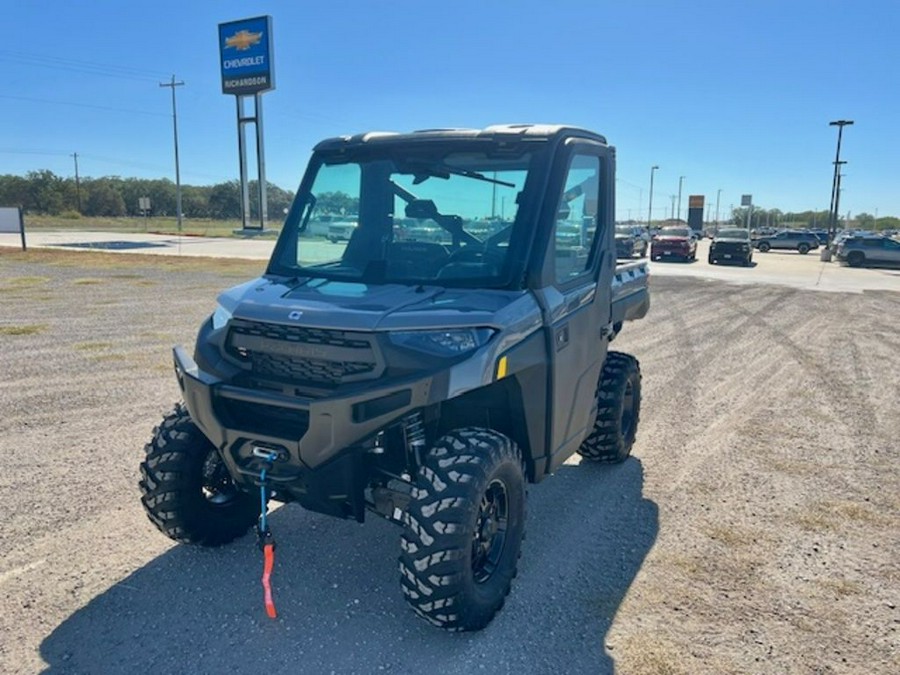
xmin=554 ymin=154 xmax=601 ymax=283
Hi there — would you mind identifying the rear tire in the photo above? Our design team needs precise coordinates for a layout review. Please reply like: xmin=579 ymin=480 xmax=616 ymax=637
xmin=400 ymin=428 xmax=526 ymax=631
xmin=847 ymin=251 xmax=865 ymax=267
xmin=758 ymin=242 xmax=771 ymax=252
xmin=139 ymin=403 xmax=259 ymax=546
xmin=578 ymin=352 xmax=642 ymax=463
xmin=708 ymin=255 xmax=715 ymax=264
xmin=798 ymin=243 xmax=810 ymax=254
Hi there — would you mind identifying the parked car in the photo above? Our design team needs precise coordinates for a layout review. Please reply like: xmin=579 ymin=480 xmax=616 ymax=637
xmin=615 ymin=225 xmax=648 ymax=258
xmin=829 ymin=230 xmax=880 ymax=254
xmin=836 ymin=236 xmax=900 ymax=267
xmin=650 ymin=226 xmax=697 ymax=261
xmin=809 ymin=228 xmax=828 ymax=246
xmin=755 ymin=230 xmax=819 ymax=254
xmin=327 ymin=218 xmax=359 ymax=243
xmin=708 ymin=228 xmax=753 ymax=266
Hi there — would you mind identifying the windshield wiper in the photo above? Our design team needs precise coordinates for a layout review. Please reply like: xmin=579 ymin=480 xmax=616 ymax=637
xmin=409 ymin=163 xmax=515 ymax=188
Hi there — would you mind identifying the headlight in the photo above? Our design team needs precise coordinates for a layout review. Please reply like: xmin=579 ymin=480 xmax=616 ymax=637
xmin=742 ymin=244 xmax=749 ymax=251
xmin=389 ymin=328 xmax=495 ymax=356
xmin=211 ymin=304 xmax=233 ymax=330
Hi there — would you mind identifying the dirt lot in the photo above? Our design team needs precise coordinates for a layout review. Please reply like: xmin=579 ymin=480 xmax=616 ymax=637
xmin=0 ymin=248 xmax=898 ymax=674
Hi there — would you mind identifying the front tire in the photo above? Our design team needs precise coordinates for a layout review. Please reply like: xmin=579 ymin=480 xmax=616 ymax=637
xmin=847 ymin=251 xmax=865 ymax=267
xmin=400 ymin=428 xmax=526 ymax=631
xmin=139 ymin=403 xmax=259 ymax=546
xmin=578 ymin=352 xmax=642 ymax=463
xmin=798 ymin=243 xmax=810 ymax=254
xmin=758 ymin=241 xmax=771 ymax=252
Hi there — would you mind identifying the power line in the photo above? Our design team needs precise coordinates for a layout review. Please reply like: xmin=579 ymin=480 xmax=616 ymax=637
xmin=0 ymin=93 xmax=167 ymax=117
xmin=0 ymin=49 xmax=169 ymax=82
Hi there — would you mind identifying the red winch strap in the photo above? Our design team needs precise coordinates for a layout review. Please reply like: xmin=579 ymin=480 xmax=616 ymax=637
xmin=262 ymin=541 xmax=277 ymax=619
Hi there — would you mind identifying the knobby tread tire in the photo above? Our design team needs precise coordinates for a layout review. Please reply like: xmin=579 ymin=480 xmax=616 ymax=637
xmin=577 ymin=351 xmax=642 ymax=463
xmin=399 ymin=428 xmax=526 ymax=631
xmin=139 ymin=402 xmax=259 ymax=546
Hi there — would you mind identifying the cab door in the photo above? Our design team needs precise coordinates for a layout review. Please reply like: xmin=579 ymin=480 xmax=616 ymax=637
xmin=535 ymin=141 xmax=616 ymax=473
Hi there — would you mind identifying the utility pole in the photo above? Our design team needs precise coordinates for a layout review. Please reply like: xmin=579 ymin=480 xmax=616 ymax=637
xmin=160 ymin=75 xmax=185 ymax=232
xmin=647 ymin=165 xmax=659 ymax=233
xmin=677 ymin=176 xmax=685 ymax=222
xmin=70 ymin=152 xmax=81 ymax=213
xmin=827 ymin=120 xmax=853 ymax=244
xmin=670 ymin=195 xmax=676 ymax=220
xmin=715 ymin=188 xmax=722 ymax=230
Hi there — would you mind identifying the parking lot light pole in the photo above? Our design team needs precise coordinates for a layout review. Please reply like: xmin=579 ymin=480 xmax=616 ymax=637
xmin=647 ymin=165 xmax=658 ymax=232
xmin=677 ymin=176 xmax=685 ymax=222
xmin=827 ymin=120 xmax=853 ymax=245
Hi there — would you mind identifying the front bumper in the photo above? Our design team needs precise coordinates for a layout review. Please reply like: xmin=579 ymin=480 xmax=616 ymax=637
xmin=174 ymin=345 xmax=440 ymax=488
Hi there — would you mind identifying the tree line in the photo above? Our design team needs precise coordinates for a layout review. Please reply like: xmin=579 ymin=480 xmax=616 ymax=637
xmin=726 ymin=207 xmax=898 ymax=232
xmin=0 ymin=170 xmax=294 ymax=220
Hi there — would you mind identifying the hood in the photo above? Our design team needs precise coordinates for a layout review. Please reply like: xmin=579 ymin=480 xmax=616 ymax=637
xmin=654 ymin=235 xmax=691 ymax=242
xmin=714 ymin=236 xmax=750 ymax=243
xmin=218 ymin=276 xmax=534 ymax=332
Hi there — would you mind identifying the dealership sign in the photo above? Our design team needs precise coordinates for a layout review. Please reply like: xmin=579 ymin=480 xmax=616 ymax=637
xmin=218 ymin=15 xmax=275 ymax=95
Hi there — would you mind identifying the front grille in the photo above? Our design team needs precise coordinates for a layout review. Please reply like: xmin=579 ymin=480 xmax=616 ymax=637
xmin=226 ymin=319 xmax=380 ymax=387
xmin=714 ymin=242 xmax=746 ymax=253
xmin=249 ymin=352 xmax=375 ymax=383
xmin=229 ymin=320 xmax=370 ymax=349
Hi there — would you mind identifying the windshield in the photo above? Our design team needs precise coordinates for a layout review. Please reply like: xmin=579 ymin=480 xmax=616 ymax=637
xmin=716 ymin=229 xmax=749 ymax=240
xmin=615 ymin=225 xmax=633 ymax=235
xmin=660 ymin=228 xmax=690 ymax=237
xmin=270 ymin=145 xmax=536 ymax=286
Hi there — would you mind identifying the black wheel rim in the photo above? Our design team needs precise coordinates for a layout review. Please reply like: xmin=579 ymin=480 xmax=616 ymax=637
xmin=621 ymin=378 xmax=635 ymax=439
xmin=472 ymin=479 xmax=509 ymax=583
xmin=201 ymin=449 xmax=240 ymax=506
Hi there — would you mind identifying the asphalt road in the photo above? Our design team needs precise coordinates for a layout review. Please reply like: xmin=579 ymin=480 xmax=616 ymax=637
xmin=0 ymin=245 xmax=898 ymax=673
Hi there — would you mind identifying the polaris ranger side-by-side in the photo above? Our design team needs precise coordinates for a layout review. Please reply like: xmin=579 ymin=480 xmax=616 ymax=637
xmin=140 ymin=124 xmax=649 ymax=631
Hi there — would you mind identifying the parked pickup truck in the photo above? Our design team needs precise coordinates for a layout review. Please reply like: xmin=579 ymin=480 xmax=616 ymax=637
xmin=140 ymin=124 xmax=649 ymax=632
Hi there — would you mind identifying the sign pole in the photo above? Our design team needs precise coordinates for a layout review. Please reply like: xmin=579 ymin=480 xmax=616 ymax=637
xmin=219 ymin=15 xmax=275 ymax=235
xmin=255 ymin=93 xmax=268 ymax=229
xmin=236 ymin=96 xmax=251 ymax=230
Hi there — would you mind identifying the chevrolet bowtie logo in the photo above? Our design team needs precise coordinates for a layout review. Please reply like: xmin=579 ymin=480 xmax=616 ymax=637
xmin=225 ymin=30 xmax=263 ymax=51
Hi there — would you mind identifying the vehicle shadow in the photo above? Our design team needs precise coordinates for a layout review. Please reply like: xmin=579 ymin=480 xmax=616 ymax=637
xmin=708 ymin=260 xmax=757 ymax=268
xmin=40 ymin=458 xmax=657 ymax=674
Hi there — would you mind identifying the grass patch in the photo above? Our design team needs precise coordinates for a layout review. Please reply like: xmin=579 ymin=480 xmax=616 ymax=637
xmin=794 ymin=499 xmax=885 ymax=532
xmin=73 ymin=278 xmax=105 ymax=285
xmin=0 ymin=324 xmax=47 ymax=336
xmin=816 ymin=577 xmax=863 ymax=598
xmin=87 ymin=353 xmax=128 ymax=362
xmin=75 ymin=341 xmax=114 ymax=351
xmin=4 ymin=276 xmax=50 ymax=286
xmin=1 ymin=248 xmax=264 ymax=275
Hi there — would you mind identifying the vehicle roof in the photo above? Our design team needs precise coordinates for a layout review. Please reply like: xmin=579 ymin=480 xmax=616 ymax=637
xmin=313 ymin=124 xmax=608 ymax=152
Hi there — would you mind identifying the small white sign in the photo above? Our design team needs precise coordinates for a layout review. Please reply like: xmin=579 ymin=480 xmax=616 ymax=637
xmin=0 ymin=206 xmax=22 ymax=233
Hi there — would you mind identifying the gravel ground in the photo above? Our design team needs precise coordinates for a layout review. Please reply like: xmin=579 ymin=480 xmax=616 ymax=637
xmin=0 ymin=249 xmax=898 ymax=674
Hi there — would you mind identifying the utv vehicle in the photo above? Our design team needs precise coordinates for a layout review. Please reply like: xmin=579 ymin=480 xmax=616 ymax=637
xmin=140 ymin=124 xmax=649 ymax=631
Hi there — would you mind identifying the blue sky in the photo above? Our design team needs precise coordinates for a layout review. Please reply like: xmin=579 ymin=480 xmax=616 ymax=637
xmin=2 ymin=1 xmax=898 ymax=221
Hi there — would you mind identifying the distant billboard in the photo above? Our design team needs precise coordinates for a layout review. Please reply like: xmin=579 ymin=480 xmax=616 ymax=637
xmin=741 ymin=194 xmax=752 ymax=206
xmin=218 ymin=15 xmax=275 ymax=95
